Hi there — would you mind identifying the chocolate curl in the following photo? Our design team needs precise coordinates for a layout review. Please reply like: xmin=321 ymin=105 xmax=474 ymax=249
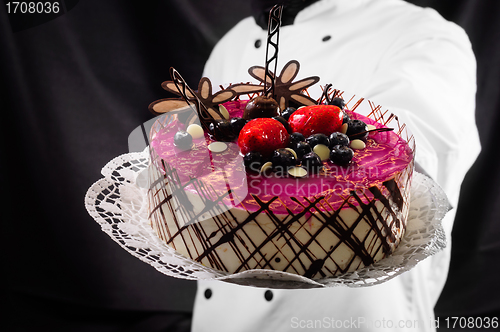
xmin=349 ymin=127 xmax=394 ymax=139
xmin=169 ymin=67 xmax=222 ymax=132
xmin=320 ymin=84 xmax=340 ymax=105
xmin=263 ymin=4 xmax=283 ymax=99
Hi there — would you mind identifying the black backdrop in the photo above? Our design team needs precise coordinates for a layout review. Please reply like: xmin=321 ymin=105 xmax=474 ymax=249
xmin=2 ymin=1 xmax=499 ymax=331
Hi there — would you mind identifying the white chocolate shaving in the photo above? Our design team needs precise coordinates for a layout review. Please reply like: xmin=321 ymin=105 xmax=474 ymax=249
xmin=313 ymin=144 xmax=330 ymax=161
xmin=285 ymin=148 xmax=298 ymax=160
xmin=219 ymin=104 xmax=230 ymax=119
xmin=288 ymin=166 xmax=308 ymax=178
xmin=340 ymin=123 xmax=348 ymax=134
xmin=260 ymin=161 xmax=273 ymax=174
xmin=208 ymin=142 xmax=228 ymax=153
xmin=351 ymin=139 xmax=366 ymax=150
xmin=186 ymin=124 xmax=204 ymax=139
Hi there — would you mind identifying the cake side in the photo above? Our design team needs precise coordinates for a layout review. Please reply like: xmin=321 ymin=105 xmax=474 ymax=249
xmin=148 ymin=157 xmax=412 ymax=277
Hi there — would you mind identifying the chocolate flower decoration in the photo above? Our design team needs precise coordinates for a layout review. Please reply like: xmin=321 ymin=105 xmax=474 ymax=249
xmin=225 ymin=82 xmax=264 ymax=98
xmin=248 ymin=60 xmax=320 ymax=110
xmin=149 ymin=98 xmax=194 ymax=116
xmin=148 ymin=76 xmax=265 ymax=130
xmin=159 ymin=77 xmax=236 ymax=120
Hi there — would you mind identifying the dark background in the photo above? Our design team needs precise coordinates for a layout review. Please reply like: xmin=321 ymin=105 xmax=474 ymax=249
xmin=2 ymin=0 xmax=499 ymax=331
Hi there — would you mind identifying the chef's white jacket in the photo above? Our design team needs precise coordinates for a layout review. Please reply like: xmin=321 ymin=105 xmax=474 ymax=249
xmin=192 ymin=0 xmax=480 ymax=331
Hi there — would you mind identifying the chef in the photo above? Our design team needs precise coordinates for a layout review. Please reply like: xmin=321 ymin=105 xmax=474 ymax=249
xmin=192 ymin=0 xmax=480 ymax=331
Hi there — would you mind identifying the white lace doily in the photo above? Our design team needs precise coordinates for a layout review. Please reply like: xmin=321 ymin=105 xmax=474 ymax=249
xmin=85 ymin=149 xmax=450 ymax=289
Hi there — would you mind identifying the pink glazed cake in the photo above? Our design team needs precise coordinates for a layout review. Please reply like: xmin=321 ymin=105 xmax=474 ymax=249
xmin=147 ymin=64 xmax=414 ymax=278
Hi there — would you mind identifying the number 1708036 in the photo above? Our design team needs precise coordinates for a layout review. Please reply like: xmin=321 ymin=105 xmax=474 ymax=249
xmin=6 ymin=2 xmax=60 ymax=14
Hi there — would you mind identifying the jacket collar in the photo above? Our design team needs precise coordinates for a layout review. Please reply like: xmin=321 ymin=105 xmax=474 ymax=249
xmin=295 ymin=0 xmax=372 ymax=23
xmin=253 ymin=0 xmax=373 ymax=29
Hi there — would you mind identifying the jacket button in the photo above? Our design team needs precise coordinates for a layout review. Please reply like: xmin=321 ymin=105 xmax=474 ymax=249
xmin=204 ymin=288 xmax=213 ymax=299
xmin=322 ymin=35 xmax=331 ymax=42
xmin=255 ymin=39 xmax=262 ymax=48
xmin=264 ymin=290 xmax=273 ymax=301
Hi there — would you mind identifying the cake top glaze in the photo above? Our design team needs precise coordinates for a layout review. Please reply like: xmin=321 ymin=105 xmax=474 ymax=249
xmin=150 ymin=99 xmax=413 ymax=215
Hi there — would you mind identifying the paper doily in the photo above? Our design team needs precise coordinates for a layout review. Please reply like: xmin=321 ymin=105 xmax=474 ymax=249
xmin=85 ymin=149 xmax=450 ymax=289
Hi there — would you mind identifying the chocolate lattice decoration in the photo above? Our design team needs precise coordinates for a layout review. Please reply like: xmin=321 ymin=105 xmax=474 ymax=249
xmin=169 ymin=67 xmax=226 ymax=132
xmin=263 ymin=4 xmax=282 ymax=99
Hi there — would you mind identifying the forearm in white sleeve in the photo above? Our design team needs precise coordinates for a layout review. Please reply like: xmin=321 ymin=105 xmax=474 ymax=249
xmin=359 ymin=25 xmax=480 ymax=221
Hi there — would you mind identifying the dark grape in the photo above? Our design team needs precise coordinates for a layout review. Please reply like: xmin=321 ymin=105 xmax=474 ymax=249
xmin=346 ymin=119 xmax=368 ymax=140
xmin=273 ymin=115 xmax=292 ymax=133
xmin=301 ymin=152 xmax=323 ymax=174
xmin=288 ymin=132 xmax=305 ymax=147
xmin=209 ymin=119 xmax=238 ymax=141
xmin=243 ymin=151 xmax=264 ymax=172
xmin=329 ymin=132 xmax=349 ymax=149
xmin=342 ymin=112 xmax=350 ymax=124
xmin=271 ymin=148 xmax=297 ymax=172
xmin=306 ymin=133 xmax=330 ymax=149
xmin=329 ymin=145 xmax=354 ymax=166
xmin=230 ymin=117 xmax=248 ymax=136
xmin=293 ymin=141 xmax=313 ymax=160
xmin=281 ymin=107 xmax=297 ymax=121
xmin=329 ymin=97 xmax=345 ymax=110
xmin=173 ymin=131 xmax=193 ymax=150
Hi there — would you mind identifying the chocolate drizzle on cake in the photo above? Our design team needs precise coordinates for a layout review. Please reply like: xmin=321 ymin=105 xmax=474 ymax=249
xmin=148 ymin=134 xmax=413 ymax=277
xmin=146 ymin=68 xmax=416 ymax=279
xmin=382 ymin=178 xmax=405 ymax=211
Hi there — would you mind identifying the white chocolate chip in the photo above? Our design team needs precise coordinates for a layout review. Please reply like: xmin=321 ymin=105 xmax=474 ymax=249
xmin=367 ymin=124 xmax=376 ymax=131
xmin=288 ymin=166 xmax=308 ymax=178
xmin=350 ymin=139 xmax=366 ymax=150
xmin=186 ymin=124 xmax=204 ymax=139
xmin=340 ymin=123 xmax=348 ymax=134
xmin=285 ymin=148 xmax=298 ymax=160
xmin=313 ymin=144 xmax=330 ymax=161
xmin=260 ymin=161 xmax=273 ymax=174
xmin=219 ymin=104 xmax=230 ymax=119
xmin=208 ymin=142 xmax=228 ymax=153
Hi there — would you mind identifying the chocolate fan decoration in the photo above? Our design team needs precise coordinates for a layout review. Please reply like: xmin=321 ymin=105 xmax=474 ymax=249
xmin=225 ymin=82 xmax=265 ymax=97
xmin=161 ymin=77 xmax=236 ymax=120
xmin=249 ymin=60 xmax=320 ymax=110
xmin=263 ymin=4 xmax=282 ymax=99
xmin=149 ymin=98 xmax=195 ymax=117
xmin=168 ymin=67 xmax=225 ymax=133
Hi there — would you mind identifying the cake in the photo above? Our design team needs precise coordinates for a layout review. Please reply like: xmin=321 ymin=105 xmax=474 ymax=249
xmin=146 ymin=61 xmax=414 ymax=278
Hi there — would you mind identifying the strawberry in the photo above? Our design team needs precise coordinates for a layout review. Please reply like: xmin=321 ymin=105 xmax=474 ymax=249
xmin=288 ymin=105 xmax=343 ymax=137
xmin=238 ymin=118 xmax=290 ymax=158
